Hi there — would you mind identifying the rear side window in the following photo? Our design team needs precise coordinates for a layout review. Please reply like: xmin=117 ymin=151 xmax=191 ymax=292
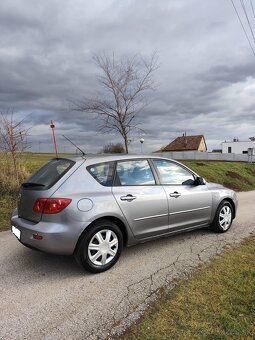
xmin=87 ymin=162 xmax=115 ymax=186
xmin=23 ymin=159 xmax=75 ymax=190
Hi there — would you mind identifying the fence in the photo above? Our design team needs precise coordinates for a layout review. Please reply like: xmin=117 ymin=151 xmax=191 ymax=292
xmin=152 ymin=151 xmax=254 ymax=162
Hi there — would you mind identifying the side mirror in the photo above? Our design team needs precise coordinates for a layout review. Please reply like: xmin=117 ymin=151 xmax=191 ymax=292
xmin=194 ymin=176 xmax=205 ymax=185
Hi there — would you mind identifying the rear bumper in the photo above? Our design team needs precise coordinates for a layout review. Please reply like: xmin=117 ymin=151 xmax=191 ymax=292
xmin=11 ymin=210 xmax=89 ymax=255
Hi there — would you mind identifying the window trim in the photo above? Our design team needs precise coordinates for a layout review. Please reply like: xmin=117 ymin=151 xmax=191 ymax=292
xmin=151 ymin=158 xmax=196 ymax=186
xmin=113 ymin=158 xmax=157 ymax=187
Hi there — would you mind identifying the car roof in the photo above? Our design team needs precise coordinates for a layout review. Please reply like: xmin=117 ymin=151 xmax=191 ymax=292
xmin=59 ymin=153 xmax=175 ymax=164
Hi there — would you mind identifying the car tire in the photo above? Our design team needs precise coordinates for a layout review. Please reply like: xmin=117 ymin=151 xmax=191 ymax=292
xmin=74 ymin=219 xmax=123 ymax=273
xmin=211 ymin=200 xmax=233 ymax=233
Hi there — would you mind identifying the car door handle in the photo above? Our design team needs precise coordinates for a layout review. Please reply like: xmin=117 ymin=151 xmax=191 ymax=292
xmin=169 ymin=191 xmax=181 ymax=198
xmin=120 ymin=195 xmax=137 ymax=202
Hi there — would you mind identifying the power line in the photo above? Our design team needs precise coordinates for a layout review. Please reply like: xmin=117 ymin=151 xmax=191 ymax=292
xmin=230 ymin=0 xmax=255 ymax=56
xmin=250 ymin=0 xmax=255 ymax=18
xmin=240 ymin=0 xmax=255 ymax=43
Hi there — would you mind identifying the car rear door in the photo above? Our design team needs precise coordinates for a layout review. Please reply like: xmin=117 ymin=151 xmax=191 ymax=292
xmin=112 ymin=159 xmax=169 ymax=239
xmin=152 ymin=159 xmax=212 ymax=231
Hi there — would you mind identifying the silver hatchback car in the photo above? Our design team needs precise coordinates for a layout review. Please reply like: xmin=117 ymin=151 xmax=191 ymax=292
xmin=11 ymin=155 xmax=237 ymax=273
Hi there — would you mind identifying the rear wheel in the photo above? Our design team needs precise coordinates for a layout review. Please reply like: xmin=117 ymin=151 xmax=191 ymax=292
xmin=74 ymin=220 xmax=123 ymax=273
xmin=211 ymin=200 xmax=233 ymax=233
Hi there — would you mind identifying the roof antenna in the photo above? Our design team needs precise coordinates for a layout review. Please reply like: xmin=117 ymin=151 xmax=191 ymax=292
xmin=62 ymin=135 xmax=86 ymax=156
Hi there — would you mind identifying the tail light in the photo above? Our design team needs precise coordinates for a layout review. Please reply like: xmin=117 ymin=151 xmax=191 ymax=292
xmin=33 ymin=198 xmax=72 ymax=214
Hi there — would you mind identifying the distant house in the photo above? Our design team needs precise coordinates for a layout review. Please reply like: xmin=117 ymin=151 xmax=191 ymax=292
xmin=222 ymin=137 xmax=255 ymax=154
xmin=160 ymin=134 xmax=207 ymax=152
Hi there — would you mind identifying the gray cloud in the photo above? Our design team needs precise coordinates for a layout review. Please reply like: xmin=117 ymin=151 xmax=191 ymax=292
xmin=1 ymin=0 xmax=255 ymax=154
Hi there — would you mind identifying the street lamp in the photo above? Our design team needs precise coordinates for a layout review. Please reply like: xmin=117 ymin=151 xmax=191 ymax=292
xmin=140 ymin=138 xmax=144 ymax=153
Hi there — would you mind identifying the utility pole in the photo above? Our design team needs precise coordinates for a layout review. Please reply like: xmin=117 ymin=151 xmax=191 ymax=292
xmin=50 ymin=120 xmax=59 ymax=158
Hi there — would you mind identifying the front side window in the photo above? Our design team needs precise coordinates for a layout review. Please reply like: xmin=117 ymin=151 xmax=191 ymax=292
xmin=115 ymin=159 xmax=155 ymax=186
xmin=87 ymin=162 xmax=114 ymax=186
xmin=153 ymin=159 xmax=194 ymax=185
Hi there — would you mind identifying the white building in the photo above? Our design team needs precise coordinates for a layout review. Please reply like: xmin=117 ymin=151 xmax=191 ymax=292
xmin=222 ymin=137 xmax=255 ymax=154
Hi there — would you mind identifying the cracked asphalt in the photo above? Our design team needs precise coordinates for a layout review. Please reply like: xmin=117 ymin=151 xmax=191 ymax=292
xmin=0 ymin=191 xmax=254 ymax=340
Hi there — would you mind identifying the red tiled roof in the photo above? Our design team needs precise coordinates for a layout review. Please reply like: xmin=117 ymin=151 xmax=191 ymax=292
xmin=161 ymin=135 xmax=206 ymax=152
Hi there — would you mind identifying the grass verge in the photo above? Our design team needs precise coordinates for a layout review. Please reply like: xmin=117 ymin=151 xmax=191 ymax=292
xmin=121 ymin=235 xmax=255 ymax=340
xmin=182 ymin=160 xmax=255 ymax=191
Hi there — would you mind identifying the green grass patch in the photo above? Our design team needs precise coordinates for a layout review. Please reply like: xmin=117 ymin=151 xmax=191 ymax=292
xmin=121 ymin=236 xmax=255 ymax=340
xmin=182 ymin=160 xmax=255 ymax=192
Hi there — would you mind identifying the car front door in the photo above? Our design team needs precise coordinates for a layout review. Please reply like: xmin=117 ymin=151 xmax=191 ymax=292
xmin=152 ymin=159 xmax=212 ymax=231
xmin=112 ymin=159 xmax=169 ymax=239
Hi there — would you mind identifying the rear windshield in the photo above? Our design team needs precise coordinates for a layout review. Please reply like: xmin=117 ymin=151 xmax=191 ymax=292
xmin=22 ymin=158 xmax=75 ymax=190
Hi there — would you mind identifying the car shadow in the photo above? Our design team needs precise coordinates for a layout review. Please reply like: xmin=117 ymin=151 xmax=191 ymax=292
xmin=10 ymin=246 xmax=89 ymax=278
xmin=10 ymin=227 xmax=213 ymax=280
xmin=121 ymin=227 xmax=212 ymax=257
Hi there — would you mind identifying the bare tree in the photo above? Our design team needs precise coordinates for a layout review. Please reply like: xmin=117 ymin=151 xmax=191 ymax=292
xmin=74 ymin=53 xmax=158 ymax=153
xmin=0 ymin=112 xmax=29 ymax=183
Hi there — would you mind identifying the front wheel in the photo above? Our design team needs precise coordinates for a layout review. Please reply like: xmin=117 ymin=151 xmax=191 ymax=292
xmin=74 ymin=220 xmax=123 ymax=273
xmin=211 ymin=200 xmax=233 ymax=233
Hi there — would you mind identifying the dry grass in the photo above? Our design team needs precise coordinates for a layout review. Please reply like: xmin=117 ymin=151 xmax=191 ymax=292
xmin=0 ymin=161 xmax=29 ymax=194
xmin=0 ymin=153 xmax=55 ymax=231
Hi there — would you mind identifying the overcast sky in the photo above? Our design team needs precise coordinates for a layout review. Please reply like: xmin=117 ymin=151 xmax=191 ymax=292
xmin=1 ymin=0 xmax=255 ymax=153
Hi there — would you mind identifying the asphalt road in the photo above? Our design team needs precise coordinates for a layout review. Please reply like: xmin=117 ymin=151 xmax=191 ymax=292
xmin=0 ymin=191 xmax=255 ymax=340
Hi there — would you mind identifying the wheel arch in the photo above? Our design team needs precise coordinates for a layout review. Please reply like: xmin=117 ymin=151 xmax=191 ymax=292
xmin=74 ymin=216 xmax=129 ymax=255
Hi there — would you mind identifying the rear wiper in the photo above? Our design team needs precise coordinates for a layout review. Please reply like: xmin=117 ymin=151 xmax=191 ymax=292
xmin=22 ymin=182 xmax=45 ymax=188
